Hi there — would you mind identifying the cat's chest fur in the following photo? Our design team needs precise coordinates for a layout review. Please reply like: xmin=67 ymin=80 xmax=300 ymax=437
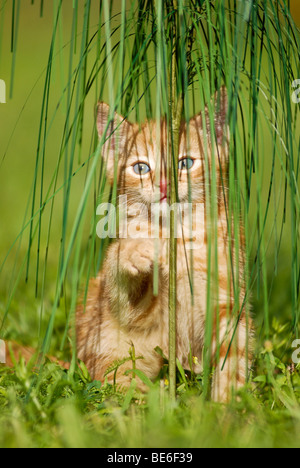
xmin=77 ymin=202 xmax=228 ymax=378
xmin=103 ymin=236 xmax=208 ymax=373
xmin=106 ymin=212 xmax=212 ymax=368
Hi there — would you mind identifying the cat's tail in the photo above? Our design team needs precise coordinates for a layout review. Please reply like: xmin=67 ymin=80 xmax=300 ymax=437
xmin=1 ymin=340 xmax=69 ymax=369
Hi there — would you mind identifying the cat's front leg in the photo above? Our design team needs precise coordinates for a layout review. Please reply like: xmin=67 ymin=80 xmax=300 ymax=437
xmin=105 ymin=239 xmax=166 ymax=322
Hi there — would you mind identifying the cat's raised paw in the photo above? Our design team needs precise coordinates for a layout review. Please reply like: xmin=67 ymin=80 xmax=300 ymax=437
xmin=120 ymin=240 xmax=155 ymax=276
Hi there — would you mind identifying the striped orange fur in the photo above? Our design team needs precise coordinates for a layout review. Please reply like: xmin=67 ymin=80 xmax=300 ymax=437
xmin=76 ymin=88 xmax=253 ymax=402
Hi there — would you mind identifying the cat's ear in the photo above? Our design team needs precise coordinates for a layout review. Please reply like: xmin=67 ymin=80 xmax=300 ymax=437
xmin=211 ymin=86 xmax=229 ymax=147
xmin=97 ymin=103 xmax=133 ymax=181
xmin=97 ymin=102 xmax=133 ymax=148
xmin=97 ymin=102 xmax=133 ymax=152
xmin=191 ymin=86 xmax=229 ymax=149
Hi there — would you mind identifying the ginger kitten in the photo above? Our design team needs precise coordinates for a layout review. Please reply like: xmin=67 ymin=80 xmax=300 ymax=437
xmin=76 ymin=88 xmax=252 ymax=402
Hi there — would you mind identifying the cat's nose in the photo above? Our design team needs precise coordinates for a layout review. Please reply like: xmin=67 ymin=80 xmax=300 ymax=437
xmin=160 ymin=179 xmax=168 ymax=199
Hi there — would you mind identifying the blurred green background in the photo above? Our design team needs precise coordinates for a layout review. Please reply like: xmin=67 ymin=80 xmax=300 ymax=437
xmin=0 ymin=1 xmax=299 ymax=349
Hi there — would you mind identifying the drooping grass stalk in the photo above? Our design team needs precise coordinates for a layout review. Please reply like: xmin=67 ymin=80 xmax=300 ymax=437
xmin=26 ymin=0 xmax=62 ymax=291
xmin=0 ymin=0 xmax=6 ymax=66
xmin=9 ymin=0 xmax=20 ymax=99
xmin=167 ymin=0 xmax=184 ymax=401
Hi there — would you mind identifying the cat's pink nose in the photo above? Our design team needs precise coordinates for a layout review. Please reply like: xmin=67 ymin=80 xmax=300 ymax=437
xmin=160 ymin=179 xmax=168 ymax=199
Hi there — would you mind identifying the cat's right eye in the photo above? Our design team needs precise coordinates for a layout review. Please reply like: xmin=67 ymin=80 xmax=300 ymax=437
xmin=178 ymin=157 xmax=194 ymax=171
xmin=133 ymin=162 xmax=151 ymax=175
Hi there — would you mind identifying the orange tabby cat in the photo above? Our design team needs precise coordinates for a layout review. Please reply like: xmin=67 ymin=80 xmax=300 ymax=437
xmin=76 ymin=87 xmax=252 ymax=402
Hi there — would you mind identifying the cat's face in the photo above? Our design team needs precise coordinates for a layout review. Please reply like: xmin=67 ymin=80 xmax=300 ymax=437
xmin=97 ymin=88 xmax=228 ymax=211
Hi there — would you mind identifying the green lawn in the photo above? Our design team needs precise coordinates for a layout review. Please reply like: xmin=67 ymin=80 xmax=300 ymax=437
xmin=1 ymin=338 xmax=300 ymax=448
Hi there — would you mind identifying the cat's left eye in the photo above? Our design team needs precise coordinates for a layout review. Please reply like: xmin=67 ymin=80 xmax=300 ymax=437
xmin=178 ymin=157 xmax=194 ymax=171
xmin=133 ymin=162 xmax=151 ymax=175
